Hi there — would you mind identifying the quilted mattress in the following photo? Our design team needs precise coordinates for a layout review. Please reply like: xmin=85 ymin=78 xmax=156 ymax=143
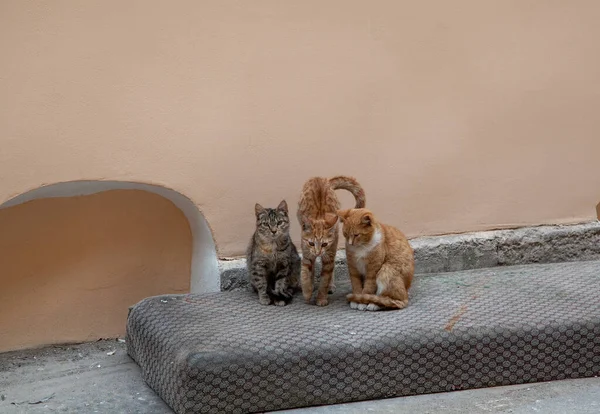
xmin=127 ymin=260 xmax=600 ymax=413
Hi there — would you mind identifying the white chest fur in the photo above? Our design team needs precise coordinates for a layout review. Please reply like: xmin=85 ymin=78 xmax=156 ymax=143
xmin=347 ymin=229 xmax=382 ymax=275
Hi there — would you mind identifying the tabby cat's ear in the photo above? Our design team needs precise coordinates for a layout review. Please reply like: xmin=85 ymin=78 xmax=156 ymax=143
xmin=255 ymin=203 xmax=265 ymax=217
xmin=337 ymin=209 xmax=351 ymax=222
xmin=324 ymin=213 xmax=338 ymax=228
xmin=361 ymin=213 xmax=372 ymax=226
xmin=277 ymin=200 xmax=288 ymax=214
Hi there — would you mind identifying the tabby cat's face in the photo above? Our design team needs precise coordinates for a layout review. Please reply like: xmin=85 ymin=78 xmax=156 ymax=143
xmin=255 ymin=200 xmax=290 ymax=240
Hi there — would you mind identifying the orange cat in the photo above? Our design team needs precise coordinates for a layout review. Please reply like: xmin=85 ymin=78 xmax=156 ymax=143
xmin=337 ymin=208 xmax=414 ymax=311
xmin=297 ymin=176 xmax=366 ymax=306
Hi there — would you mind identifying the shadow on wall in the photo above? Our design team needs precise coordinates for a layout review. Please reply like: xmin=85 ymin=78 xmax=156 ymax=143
xmin=0 ymin=181 xmax=219 ymax=352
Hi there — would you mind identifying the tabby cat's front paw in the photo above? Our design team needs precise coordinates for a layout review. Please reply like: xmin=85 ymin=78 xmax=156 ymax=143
xmin=273 ymin=300 xmax=287 ymax=307
xmin=258 ymin=295 xmax=272 ymax=306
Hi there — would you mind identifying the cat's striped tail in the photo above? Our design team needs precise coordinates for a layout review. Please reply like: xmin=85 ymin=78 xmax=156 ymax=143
xmin=328 ymin=176 xmax=366 ymax=208
xmin=346 ymin=293 xmax=408 ymax=310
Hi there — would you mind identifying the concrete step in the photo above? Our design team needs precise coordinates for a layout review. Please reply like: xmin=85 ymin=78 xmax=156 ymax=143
xmin=219 ymin=222 xmax=600 ymax=292
xmin=126 ymin=260 xmax=600 ymax=414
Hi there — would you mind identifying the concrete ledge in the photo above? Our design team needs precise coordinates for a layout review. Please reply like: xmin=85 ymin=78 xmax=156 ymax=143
xmin=414 ymin=221 xmax=600 ymax=273
xmin=220 ymin=221 xmax=600 ymax=291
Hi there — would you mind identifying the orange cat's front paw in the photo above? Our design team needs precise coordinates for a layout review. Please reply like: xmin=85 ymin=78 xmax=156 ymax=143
xmin=315 ymin=295 xmax=329 ymax=306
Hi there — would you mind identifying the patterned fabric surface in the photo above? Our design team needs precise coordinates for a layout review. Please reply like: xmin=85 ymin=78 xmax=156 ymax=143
xmin=127 ymin=260 xmax=600 ymax=414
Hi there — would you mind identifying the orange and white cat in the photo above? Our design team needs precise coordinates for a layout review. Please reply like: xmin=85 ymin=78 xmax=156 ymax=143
xmin=338 ymin=208 xmax=414 ymax=311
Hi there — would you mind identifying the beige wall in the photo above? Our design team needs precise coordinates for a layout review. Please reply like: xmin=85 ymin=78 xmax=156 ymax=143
xmin=0 ymin=190 xmax=191 ymax=352
xmin=1 ymin=0 xmax=600 ymax=260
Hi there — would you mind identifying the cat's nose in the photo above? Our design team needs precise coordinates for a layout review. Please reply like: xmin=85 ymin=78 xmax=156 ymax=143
xmin=271 ymin=229 xmax=277 ymax=234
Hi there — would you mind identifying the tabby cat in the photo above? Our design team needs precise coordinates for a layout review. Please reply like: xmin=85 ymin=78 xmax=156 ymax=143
xmin=246 ymin=200 xmax=300 ymax=306
xmin=338 ymin=208 xmax=414 ymax=311
xmin=297 ymin=176 xmax=366 ymax=306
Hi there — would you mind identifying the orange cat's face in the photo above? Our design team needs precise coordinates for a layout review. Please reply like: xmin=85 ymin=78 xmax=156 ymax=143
xmin=337 ymin=208 xmax=376 ymax=246
xmin=300 ymin=213 xmax=338 ymax=256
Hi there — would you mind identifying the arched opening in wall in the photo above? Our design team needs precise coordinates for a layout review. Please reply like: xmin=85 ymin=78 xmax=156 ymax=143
xmin=0 ymin=181 xmax=219 ymax=352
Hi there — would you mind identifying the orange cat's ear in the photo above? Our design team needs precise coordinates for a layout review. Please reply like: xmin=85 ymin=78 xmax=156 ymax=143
xmin=277 ymin=199 xmax=288 ymax=213
xmin=300 ymin=216 xmax=312 ymax=232
xmin=255 ymin=203 xmax=265 ymax=217
xmin=337 ymin=209 xmax=351 ymax=222
xmin=324 ymin=213 xmax=338 ymax=228
xmin=361 ymin=213 xmax=372 ymax=226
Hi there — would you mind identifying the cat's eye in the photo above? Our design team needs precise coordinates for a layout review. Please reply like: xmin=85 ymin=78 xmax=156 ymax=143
xmin=354 ymin=234 xmax=359 ymax=238
xmin=308 ymin=241 xmax=315 ymax=246
xmin=322 ymin=243 xmax=328 ymax=247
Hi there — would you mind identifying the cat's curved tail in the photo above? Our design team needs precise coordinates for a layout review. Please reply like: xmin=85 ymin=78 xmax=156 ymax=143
xmin=328 ymin=176 xmax=366 ymax=208
xmin=346 ymin=293 xmax=408 ymax=310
